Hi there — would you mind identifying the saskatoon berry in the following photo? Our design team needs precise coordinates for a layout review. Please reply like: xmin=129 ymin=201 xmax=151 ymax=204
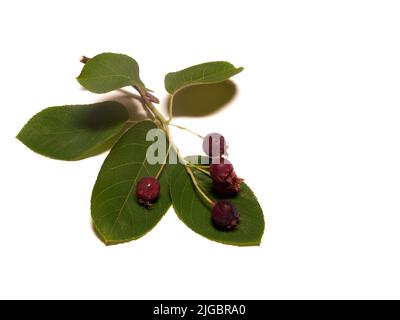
xmin=210 ymin=158 xmax=243 ymax=196
xmin=212 ymin=179 xmax=242 ymax=197
xmin=135 ymin=177 xmax=160 ymax=207
xmin=210 ymin=158 xmax=234 ymax=183
xmin=202 ymin=133 xmax=228 ymax=157
xmin=212 ymin=200 xmax=239 ymax=230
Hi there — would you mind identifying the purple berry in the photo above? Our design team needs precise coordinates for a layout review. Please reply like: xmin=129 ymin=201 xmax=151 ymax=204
xmin=212 ymin=200 xmax=239 ymax=230
xmin=210 ymin=158 xmax=243 ymax=196
xmin=202 ymin=133 xmax=228 ymax=157
xmin=135 ymin=177 xmax=160 ymax=207
xmin=210 ymin=158 xmax=234 ymax=183
xmin=212 ymin=179 xmax=242 ymax=197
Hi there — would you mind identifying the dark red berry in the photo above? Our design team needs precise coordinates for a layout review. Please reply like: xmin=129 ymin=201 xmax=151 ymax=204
xmin=212 ymin=200 xmax=239 ymax=230
xmin=210 ymin=158 xmax=243 ymax=196
xmin=135 ymin=177 xmax=160 ymax=207
xmin=210 ymin=158 xmax=234 ymax=183
xmin=212 ymin=179 xmax=242 ymax=197
xmin=202 ymin=133 xmax=228 ymax=157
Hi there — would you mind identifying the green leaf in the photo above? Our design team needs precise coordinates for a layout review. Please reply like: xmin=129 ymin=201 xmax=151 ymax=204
xmin=164 ymin=61 xmax=243 ymax=94
xmin=170 ymin=156 xmax=264 ymax=246
xmin=91 ymin=121 xmax=172 ymax=244
xmin=77 ymin=53 xmax=145 ymax=93
xmin=17 ymin=101 xmax=129 ymax=161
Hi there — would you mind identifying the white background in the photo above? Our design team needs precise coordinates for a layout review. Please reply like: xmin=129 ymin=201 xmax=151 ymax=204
xmin=1 ymin=0 xmax=400 ymax=299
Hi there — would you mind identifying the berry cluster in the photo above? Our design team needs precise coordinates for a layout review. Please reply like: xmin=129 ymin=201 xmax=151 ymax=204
xmin=135 ymin=132 xmax=243 ymax=231
xmin=203 ymin=133 xmax=243 ymax=230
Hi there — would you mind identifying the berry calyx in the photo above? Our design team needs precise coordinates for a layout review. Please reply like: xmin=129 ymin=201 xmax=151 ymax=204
xmin=202 ymin=133 xmax=228 ymax=157
xmin=135 ymin=177 xmax=160 ymax=208
xmin=210 ymin=158 xmax=243 ymax=196
xmin=212 ymin=200 xmax=239 ymax=230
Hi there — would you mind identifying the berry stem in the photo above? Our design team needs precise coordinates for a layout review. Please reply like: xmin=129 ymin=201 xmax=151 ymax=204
xmin=169 ymin=123 xmax=204 ymax=139
xmin=154 ymin=142 xmax=172 ymax=179
xmin=187 ymin=164 xmax=211 ymax=177
xmin=185 ymin=167 xmax=214 ymax=206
